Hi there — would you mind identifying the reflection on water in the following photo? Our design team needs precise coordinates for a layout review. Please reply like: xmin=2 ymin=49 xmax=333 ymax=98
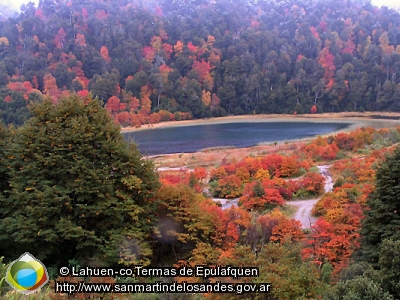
xmin=123 ymin=122 xmax=350 ymax=155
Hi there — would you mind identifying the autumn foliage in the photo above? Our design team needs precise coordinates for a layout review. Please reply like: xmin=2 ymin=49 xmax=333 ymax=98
xmin=2 ymin=0 xmax=400 ymax=296
xmin=300 ymin=136 xmax=339 ymax=161
xmin=301 ymin=141 xmax=393 ymax=276
xmin=153 ymin=127 xmax=400 ymax=283
xmin=240 ymin=181 xmax=285 ymax=210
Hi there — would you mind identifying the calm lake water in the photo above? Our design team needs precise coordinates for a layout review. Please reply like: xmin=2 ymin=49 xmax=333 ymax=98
xmin=123 ymin=122 xmax=350 ymax=155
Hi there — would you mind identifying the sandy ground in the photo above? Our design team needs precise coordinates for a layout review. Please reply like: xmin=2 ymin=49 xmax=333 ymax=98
xmin=212 ymin=198 xmax=240 ymax=210
xmin=150 ymin=142 xmax=315 ymax=170
xmin=289 ymin=199 xmax=319 ymax=229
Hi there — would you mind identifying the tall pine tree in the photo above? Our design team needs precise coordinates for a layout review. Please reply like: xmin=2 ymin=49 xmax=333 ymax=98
xmin=0 ymin=121 xmax=10 ymax=193
xmin=0 ymin=95 xmax=159 ymax=268
xmin=359 ymin=146 xmax=400 ymax=266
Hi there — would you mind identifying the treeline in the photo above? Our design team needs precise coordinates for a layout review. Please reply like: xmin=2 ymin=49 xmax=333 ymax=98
xmin=1 ymin=0 xmax=400 ymax=126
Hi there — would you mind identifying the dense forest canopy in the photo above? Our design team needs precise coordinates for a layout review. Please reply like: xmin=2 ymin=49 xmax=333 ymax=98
xmin=1 ymin=0 xmax=400 ymax=126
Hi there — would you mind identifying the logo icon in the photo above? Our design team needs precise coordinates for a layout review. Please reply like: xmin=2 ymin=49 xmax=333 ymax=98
xmin=5 ymin=252 xmax=49 ymax=295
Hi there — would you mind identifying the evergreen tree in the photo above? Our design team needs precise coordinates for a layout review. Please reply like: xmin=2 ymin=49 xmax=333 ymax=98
xmin=0 ymin=121 xmax=12 ymax=256
xmin=325 ymin=241 xmax=400 ymax=299
xmin=378 ymin=239 xmax=400 ymax=299
xmin=359 ymin=145 xmax=400 ymax=266
xmin=252 ymin=180 xmax=265 ymax=198
xmin=0 ymin=95 xmax=159 ymax=268
xmin=324 ymin=277 xmax=394 ymax=300
xmin=0 ymin=121 xmax=10 ymax=193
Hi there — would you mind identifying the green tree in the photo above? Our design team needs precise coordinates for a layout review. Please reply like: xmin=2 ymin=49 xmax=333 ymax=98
xmin=217 ymin=243 xmax=326 ymax=300
xmin=0 ymin=91 xmax=31 ymax=126
xmin=0 ymin=121 xmax=10 ymax=193
xmin=0 ymin=95 xmax=159 ymax=268
xmin=153 ymin=184 xmax=214 ymax=262
xmin=252 ymin=180 xmax=265 ymax=198
xmin=0 ymin=122 xmax=12 ymax=257
xmin=320 ymin=260 xmax=334 ymax=284
xmin=89 ymin=72 xmax=120 ymax=102
xmin=324 ymin=277 xmax=394 ymax=300
xmin=325 ymin=240 xmax=400 ymax=299
xmin=359 ymin=145 xmax=400 ymax=266
xmin=378 ymin=239 xmax=400 ymax=299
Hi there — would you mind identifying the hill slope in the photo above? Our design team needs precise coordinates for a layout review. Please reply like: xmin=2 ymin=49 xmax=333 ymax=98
xmin=1 ymin=0 xmax=400 ymax=126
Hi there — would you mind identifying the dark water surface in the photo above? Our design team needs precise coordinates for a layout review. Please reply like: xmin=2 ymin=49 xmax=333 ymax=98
xmin=123 ymin=122 xmax=350 ymax=155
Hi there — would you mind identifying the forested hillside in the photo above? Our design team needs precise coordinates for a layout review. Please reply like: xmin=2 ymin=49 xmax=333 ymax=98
xmin=1 ymin=0 xmax=400 ymax=126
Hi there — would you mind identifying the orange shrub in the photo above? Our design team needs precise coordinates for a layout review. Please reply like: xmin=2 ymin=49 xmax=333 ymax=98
xmin=216 ymin=174 xmax=243 ymax=198
xmin=298 ymin=172 xmax=325 ymax=196
xmin=240 ymin=181 xmax=285 ymax=210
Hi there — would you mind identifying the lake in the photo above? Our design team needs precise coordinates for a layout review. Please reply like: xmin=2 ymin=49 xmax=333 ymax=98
xmin=123 ymin=122 xmax=350 ymax=155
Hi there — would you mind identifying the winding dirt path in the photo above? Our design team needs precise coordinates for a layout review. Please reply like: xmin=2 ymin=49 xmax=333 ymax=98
xmin=212 ymin=198 xmax=240 ymax=210
xmin=210 ymin=165 xmax=333 ymax=229
xmin=288 ymin=165 xmax=333 ymax=229
xmin=158 ymin=164 xmax=333 ymax=229
xmin=288 ymin=199 xmax=319 ymax=229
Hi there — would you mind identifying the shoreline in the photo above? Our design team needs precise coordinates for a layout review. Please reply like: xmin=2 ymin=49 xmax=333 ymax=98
xmin=120 ymin=112 xmax=400 ymax=134
xmin=119 ymin=112 xmax=400 ymax=168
